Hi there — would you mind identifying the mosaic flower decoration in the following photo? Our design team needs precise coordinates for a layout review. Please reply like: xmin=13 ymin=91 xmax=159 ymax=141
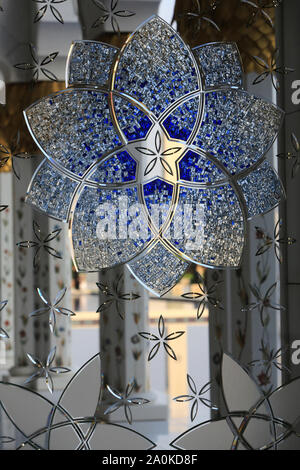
xmin=24 ymin=16 xmax=284 ymax=296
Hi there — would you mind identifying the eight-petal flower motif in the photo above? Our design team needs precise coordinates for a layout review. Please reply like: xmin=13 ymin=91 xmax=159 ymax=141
xmin=104 ymin=380 xmax=150 ymax=425
xmin=29 ymin=287 xmax=75 ymax=333
xmin=24 ymin=16 xmax=284 ymax=296
xmin=139 ymin=315 xmax=185 ymax=361
xmin=25 ymin=346 xmax=70 ymax=393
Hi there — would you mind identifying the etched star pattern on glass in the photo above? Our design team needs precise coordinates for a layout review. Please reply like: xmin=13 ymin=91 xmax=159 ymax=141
xmin=25 ymin=346 xmax=70 ymax=394
xmin=29 ymin=287 xmax=75 ymax=333
xmin=104 ymin=380 xmax=150 ymax=425
xmin=96 ymin=273 xmax=140 ymax=320
xmin=0 ymin=354 xmax=156 ymax=449
xmin=139 ymin=315 xmax=185 ymax=361
xmin=171 ymin=353 xmax=300 ymax=450
xmin=174 ymin=375 xmax=218 ymax=421
xmin=17 ymin=220 xmax=63 ymax=270
xmin=24 ymin=16 xmax=284 ymax=296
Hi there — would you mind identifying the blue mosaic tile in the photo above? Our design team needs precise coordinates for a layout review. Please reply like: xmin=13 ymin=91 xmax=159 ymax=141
xmin=193 ymin=42 xmax=243 ymax=88
xmin=179 ymin=149 xmax=225 ymax=183
xmin=67 ymin=41 xmax=118 ymax=87
xmin=143 ymin=179 xmax=174 ymax=232
xmin=25 ymin=89 xmax=122 ymax=178
xmin=169 ymin=184 xmax=244 ymax=267
xmin=162 ymin=96 xmax=200 ymax=142
xmin=193 ymin=89 xmax=283 ymax=175
xmin=114 ymin=17 xmax=200 ymax=117
xmin=237 ymin=160 xmax=283 ymax=218
xmin=114 ymin=95 xmax=153 ymax=141
xmin=26 ymin=159 xmax=78 ymax=222
xmin=88 ymin=150 xmax=137 ymax=183
xmin=128 ymin=242 xmax=189 ymax=296
xmin=72 ymin=185 xmax=151 ymax=270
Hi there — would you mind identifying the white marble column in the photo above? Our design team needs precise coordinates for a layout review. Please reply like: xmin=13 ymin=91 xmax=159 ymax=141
xmin=99 ymin=266 xmax=149 ymax=392
xmin=9 ymin=159 xmax=35 ymax=377
xmin=98 ymin=265 xmax=168 ymax=421
xmin=276 ymin=1 xmax=300 ymax=381
xmin=0 ymin=171 xmax=15 ymax=370
xmin=209 ymin=75 xmax=281 ymax=415
xmin=0 ymin=0 xmax=81 ymax=386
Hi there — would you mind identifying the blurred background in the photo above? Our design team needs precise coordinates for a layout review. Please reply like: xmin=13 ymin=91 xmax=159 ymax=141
xmin=0 ymin=0 xmax=299 ymax=450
